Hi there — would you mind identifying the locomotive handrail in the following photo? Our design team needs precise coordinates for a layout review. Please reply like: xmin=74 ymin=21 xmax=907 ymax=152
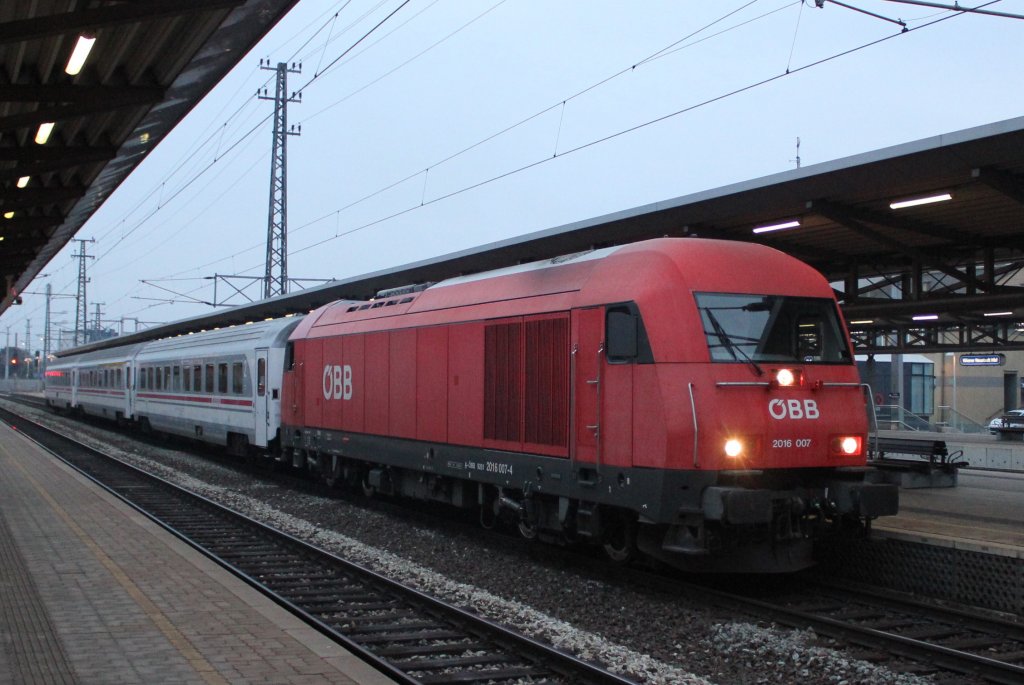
xmin=715 ymin=381 xmax=771 ymax=387
xmin=688 ymin=382 xmax=699 ymax=468
xmin=592 ymin=343 xmax=605 ymax=478
xmin=861 ymin=383 xmax=880 ymax=457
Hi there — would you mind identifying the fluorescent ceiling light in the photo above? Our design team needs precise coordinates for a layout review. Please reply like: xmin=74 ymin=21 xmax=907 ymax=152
xmin=16 ymin=176 xmax=29 ymax=188
xmin=35 ymin=122 xmax=55 ymax=145
xmin=848 ymin=319 xmax=874 ymax=325
xmin=912 ymin=314 xmax=939 ymax=321
xmin=752 ymin=219 xmax=800 ymax=234
xmin=889 ymin=193 xmax=952 ymax=210
xmin=65 ymin=35 xmax=96 ymax=76
xmin=983 ymin=311 xmax=1013 ymax=317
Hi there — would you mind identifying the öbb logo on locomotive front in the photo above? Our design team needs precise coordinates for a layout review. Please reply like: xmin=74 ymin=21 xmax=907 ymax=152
xmin=768 ymin=398 xmax=820 ymax=420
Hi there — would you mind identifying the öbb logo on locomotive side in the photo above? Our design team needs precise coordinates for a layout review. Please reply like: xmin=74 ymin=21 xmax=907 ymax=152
xmin=768 ymin=398 xmax=820 ymax=420
xmin=323 ymin=364 xmax=353 ymax=400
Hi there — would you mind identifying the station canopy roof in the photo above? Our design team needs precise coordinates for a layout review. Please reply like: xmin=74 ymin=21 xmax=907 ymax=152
xmin=0 ymin=0 xmax=299 ymax=314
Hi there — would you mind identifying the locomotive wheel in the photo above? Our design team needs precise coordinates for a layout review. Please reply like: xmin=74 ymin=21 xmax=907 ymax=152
xmin=602 ymin=515 xmax=638 ymax=564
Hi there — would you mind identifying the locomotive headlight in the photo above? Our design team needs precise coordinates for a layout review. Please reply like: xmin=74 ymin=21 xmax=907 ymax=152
xmin=724 ymin=438 xmax=744 ymax=458
xmin=830 ymin=435 xmax=863 ymax=456
xmin=772 ymin=368 xmax=802 ymax=387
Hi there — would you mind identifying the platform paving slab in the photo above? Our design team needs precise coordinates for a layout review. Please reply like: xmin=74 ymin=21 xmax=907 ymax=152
xmin=0 ymin=422 xmax=394 ymax=685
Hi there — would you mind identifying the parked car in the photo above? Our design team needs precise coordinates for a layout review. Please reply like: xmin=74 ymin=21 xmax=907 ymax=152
xmin=988 ymin=409 xmax=1024 ymax=434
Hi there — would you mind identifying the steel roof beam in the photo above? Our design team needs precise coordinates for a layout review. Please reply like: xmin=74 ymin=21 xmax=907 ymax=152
xmin=0 ymin=83 xmax=164 ymax=107
xmin=0 ymin=185 xmax=85 ymax=206
xmin=0 ymin=97 xmax=157 ymax=132
xmin=973 ymin=167 xmax=1024 ymax=206
xmin=0 ymin=217 xmax=59 ymax=240
xmin=0 ymin=149 xmax=115 ymax=181
xmin=809 ymin=199 xmax=991 ymax=292
xmin=811 ymin=198 xmax=980 ymax=247
xmin=0 ymin=0 xmax=244 ymax=46
xmin=0 ymin=145 xmax=117 ymax=163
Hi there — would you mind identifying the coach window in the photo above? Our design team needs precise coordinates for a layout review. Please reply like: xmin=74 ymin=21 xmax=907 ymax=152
xmin=205 ymin=364 xmax=214 ymax=394
xmin=164 ymin=366 xmax=171 ymax=390
xmin=231 ymin=362 xmax=244 ymax=394
xmin=173 ymin=365 xmax=181 ymax=392
xmin=183 ymin=367 xmax=191 ymax=392
xmin=257 ymin=358 xmax=266 ymax=396
xmin=218 ymin=363 xmax=228 ymax=394
xmin=148 ymin=367 xmax=155 ymax=390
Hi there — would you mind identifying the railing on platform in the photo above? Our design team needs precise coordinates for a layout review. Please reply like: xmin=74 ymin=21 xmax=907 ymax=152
xmin=933 ymin=405 xmax=986 ymax=434
xmin=873 ymin=404 xmax=935 ymax=432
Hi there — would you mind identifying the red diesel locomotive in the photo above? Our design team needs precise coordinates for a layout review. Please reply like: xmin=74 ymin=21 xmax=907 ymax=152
xmin=281 ymin=237 xmax=897 ymax=572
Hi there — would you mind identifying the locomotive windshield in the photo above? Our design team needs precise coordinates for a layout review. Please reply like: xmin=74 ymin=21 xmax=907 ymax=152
xmin=695 ymin=293 xmax=852 ymax=364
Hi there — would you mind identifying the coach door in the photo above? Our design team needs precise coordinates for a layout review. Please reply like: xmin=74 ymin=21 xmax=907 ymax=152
xmin=571 ymin=307 xmax=604 ymax=477
xmin=123 ymin=363 xmax=133 ymax=419
xmin=254 ymin=350 xmax=269 ymax=447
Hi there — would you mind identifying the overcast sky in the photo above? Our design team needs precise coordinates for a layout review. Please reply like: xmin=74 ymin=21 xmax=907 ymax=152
xmin=6 ymin=0 xmax=1024 ymax=350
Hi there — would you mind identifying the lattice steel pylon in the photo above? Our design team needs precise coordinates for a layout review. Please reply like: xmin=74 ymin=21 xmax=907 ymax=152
xmin=71 ymin=238 xmax=94 ymax=346
xmin=258 ymin=59 xmax=301 ymax=299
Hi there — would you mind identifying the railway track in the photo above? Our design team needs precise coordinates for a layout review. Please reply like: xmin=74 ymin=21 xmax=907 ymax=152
xmin=601 ymin=552 xmax=1024 ymax=683
xmin=743 ymin=580 xmax=1024 ymax=684
xmin=0 ymin=404 xmax=636 ymax=685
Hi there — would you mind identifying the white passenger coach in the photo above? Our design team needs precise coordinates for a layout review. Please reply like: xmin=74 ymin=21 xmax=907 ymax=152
xmin=44 ymin=317 xmax=302 ymax=455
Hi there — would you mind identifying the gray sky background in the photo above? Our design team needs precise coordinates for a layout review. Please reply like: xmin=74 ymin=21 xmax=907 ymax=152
xmin=5 ymin=0 xmax=1024 ymax=350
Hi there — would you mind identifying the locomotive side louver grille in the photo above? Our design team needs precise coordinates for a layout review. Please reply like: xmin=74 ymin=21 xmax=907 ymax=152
xmin=485 ymin=316 xmax=569 ymax=447
xmin=484 ymin=322 xmax=522 ymax=442
xmin=525 ymin=317 xmax=569 ymax=447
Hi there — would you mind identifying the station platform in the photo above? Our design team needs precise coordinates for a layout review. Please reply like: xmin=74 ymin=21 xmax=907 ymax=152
xmin=872 ymin=468 xmax=1024 ymax=558
xmin=0 ymin=422 xmax=394 ymax=685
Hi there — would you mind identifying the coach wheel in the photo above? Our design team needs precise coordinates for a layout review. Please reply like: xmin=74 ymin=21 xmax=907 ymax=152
xmin=517 ymin=518 xmax=538 ymax=541
xmin=602 ymin=514 xmax=638 ymax=564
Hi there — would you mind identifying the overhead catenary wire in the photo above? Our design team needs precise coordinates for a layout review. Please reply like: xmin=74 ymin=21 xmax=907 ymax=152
xmin=10 ymin=0 xmax=999 ymax=331
xmin=115 ymin=0 xmax=963 ymax=318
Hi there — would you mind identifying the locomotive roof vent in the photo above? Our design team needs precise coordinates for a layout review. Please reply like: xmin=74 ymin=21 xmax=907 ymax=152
xmin=376 ymin=282 xmax=433 ymax=298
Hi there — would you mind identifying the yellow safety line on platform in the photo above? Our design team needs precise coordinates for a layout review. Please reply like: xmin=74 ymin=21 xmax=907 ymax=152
xmin=11 ymin=456 xmax=230 ymax=685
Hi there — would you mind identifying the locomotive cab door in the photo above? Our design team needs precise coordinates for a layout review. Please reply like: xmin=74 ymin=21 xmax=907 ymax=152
xmin=254 ymin=349 xmax=269 ymax=447
xmin=571 ymin=307 xmax=604 ymax=474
